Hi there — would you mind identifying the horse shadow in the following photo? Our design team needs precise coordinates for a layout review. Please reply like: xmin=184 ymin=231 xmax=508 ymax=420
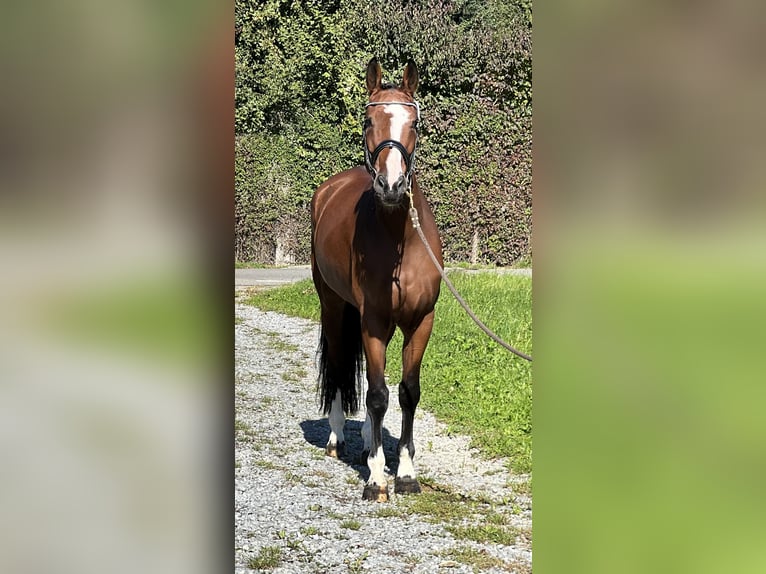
xmin=299 ymin=418 xmax=400 ymax=481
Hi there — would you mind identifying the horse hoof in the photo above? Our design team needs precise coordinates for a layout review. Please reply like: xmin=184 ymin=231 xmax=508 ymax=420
xmin=325 ymin=442 xmax=345 ymax=459
xmin=362 ymin=484 xmax=389 ymax=503
xmin=394 ymin=477 xmax=421 ymax=494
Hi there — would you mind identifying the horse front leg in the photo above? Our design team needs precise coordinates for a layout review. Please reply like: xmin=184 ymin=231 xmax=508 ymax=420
xmin=395 ymin=310 xmax=435 ymax=495
xmin=361 ymin=321 xmax=393 ymax=502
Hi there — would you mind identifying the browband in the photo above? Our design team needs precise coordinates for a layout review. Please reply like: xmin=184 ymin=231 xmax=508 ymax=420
xmin=364 ymin=100 xmax=421 ymax=123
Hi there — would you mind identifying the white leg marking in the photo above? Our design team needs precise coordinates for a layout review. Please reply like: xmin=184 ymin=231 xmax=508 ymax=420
xmin=397 ymin=446 xmax=416 ymax=479
xmin=327 ymin=390 xmax=345 ymax=446
xmin=367 ymin=446 xmax=387 ymax=487
xmin=383 ymin=104 xmax=409 ymax=185
xmin=361 ymin=412 xmax=372 ymax=452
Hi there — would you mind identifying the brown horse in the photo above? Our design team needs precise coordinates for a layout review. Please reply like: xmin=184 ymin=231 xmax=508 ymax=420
xmin=310 ymin=58 xmax=442 ymax=502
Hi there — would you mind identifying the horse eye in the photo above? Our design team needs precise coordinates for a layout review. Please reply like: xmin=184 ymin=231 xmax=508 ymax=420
xmin=363 ymin=118 xmax=372 ymax=129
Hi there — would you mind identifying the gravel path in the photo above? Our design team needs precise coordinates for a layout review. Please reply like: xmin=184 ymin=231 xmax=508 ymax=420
xmin=235 ymin=301 xmax=531 ymax=573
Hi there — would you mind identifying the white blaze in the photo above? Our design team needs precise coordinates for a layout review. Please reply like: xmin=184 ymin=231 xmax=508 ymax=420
xmin=382 ymin=104 xmax=409 ymax=185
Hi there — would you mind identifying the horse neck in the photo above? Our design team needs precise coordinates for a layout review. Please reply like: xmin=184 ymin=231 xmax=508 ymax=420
xmin=374 ymin=202 xmax=409 ymax=239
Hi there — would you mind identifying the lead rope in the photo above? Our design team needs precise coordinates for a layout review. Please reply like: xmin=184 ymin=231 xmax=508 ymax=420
xmin=407 ymin=193 xmax=533 ymax=362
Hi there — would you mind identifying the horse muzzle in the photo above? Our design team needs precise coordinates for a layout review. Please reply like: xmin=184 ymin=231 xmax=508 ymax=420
xmin=373 ymin=173 xmax=408 ymax=207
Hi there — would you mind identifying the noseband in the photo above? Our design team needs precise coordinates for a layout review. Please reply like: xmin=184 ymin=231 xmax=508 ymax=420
xmin=363 ymin=101 xmax=421 ymax=187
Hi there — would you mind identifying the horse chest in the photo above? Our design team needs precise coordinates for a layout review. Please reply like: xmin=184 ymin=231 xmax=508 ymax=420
xmin=388 ymin=275 xmax=411 ymax=312
xmin=354 ymin=268 xmax=435 ymax=320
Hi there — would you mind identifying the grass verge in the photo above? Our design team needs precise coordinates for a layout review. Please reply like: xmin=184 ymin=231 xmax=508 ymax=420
xmin=244 ymin=281 xmax=320 ymax=321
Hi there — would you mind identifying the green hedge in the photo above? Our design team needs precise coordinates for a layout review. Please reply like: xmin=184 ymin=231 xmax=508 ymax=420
xmin=235 ymin=0 xmax=531 ymax=265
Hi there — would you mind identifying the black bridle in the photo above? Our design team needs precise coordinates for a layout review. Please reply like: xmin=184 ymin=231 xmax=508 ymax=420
xmin=363 ymin=101 xmax=421 ymax=186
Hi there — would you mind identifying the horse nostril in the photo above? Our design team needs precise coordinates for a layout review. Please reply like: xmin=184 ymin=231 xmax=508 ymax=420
xmin=373 ymin=173 xmax=389 ymax=194
xmin=392 ymin=175 xmax=407 ymax=194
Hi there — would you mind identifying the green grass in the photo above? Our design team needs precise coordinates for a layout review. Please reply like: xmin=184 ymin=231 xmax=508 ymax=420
xmin=399 ymin=487 xmax=521 ymax=546
xmin=340 ymin=519 xmax=362 ymax=530
xmin=243 ymin=271 xmax=532 ymax=472
xmin=446 ymin=524 xmax=518 ymax=545
xmin=439 ymin=546 xmax=508 ymax=572
xmin=263 ymin=331 xmax=299 ymax=353
xmin=235 ymin=418 xmax=258 ymax=443
xmin=346 ymin=552 xmax=369 ymax=574
xmin=402 ymin=490 xmax=475 ymax=523
xmin=253 ymin=460 xmax=284 ymax=471
xmin=247 ymin=546 xmax=282 ymax=570
xmin=375 ymin=506 xmax=407 ymax=519
xmin=508 ymin=478 xmax=532 ymax=497
xmin=260 ymin=396 xmax=275 ymax=407
xmin=244 ymin=281 xmax=320 ymax=321
xmin=485 ymin=511 xmax=509 ymax=525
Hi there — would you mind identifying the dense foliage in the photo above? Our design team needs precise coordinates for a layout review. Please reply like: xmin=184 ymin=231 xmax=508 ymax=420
xmin=235 ymin=0 xmax=531 ymax=265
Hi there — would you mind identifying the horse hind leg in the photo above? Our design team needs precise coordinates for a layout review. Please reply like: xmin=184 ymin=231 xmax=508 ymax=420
xmin=317 ymin=299 xmax=363 ymax=460
xmin=326 ymin=390 xmax=346 ymax=458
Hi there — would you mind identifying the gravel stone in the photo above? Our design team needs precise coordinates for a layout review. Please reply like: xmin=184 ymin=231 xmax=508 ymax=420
xmin=235 ymin=301 xmax=531 ymax=573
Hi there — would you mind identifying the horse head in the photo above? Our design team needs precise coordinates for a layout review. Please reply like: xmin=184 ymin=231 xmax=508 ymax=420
xmin=363 ymin=58 xmax=421 ymax=208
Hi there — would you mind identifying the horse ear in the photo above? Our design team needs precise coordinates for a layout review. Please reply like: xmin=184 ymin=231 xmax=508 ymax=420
xmin=401 ymin=60 xmax=419 ymax=95
xmin=366 ymin=58 xmax=382 ymax=94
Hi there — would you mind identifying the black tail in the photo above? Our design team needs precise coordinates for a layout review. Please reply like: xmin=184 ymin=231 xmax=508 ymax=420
xmin=317 ymin=303 xmax=364 ymax=415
